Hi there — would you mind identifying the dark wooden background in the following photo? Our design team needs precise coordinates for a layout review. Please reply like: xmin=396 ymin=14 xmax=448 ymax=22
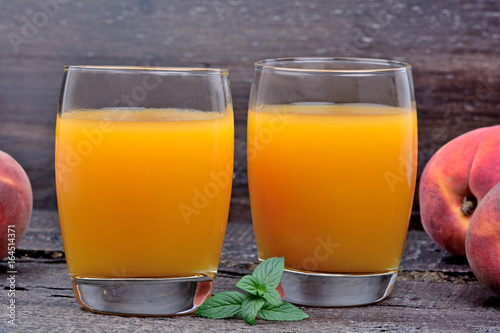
xmin=1 ymin=0 xmax=499 ymax=227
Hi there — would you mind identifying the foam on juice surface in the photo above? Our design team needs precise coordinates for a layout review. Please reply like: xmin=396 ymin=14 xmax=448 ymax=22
xmin=62 ymin=108 xmax=228 ymax=122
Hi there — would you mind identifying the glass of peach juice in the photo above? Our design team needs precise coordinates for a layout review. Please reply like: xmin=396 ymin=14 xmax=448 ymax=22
xmin=55 ymin=66 xmax=234 ymax=315
xmin=248 ymin=58 xmax=417 ymax=306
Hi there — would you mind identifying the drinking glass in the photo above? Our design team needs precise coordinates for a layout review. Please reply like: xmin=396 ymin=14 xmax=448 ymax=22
xmin=247 ymin=57 xmax=417 ymax=306
xmin=55 ymin=66 xmax=234 ymax=315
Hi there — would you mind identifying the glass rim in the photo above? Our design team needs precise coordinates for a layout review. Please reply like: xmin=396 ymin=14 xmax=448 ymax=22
xmin=254 ymin=57 xmax=412 ymax=74
xmin=64 ymin=65 xmax=229 ymax=75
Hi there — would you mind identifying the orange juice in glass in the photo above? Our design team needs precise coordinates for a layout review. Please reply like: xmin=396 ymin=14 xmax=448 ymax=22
xmin=55 ymin=66 xmax=234 ymax=315
xmin=247 ymin=58 xmax=417 ymax=306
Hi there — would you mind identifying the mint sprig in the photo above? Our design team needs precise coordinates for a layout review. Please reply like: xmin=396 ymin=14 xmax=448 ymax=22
xmin=195 ymin=257 xmax=309 ymax=325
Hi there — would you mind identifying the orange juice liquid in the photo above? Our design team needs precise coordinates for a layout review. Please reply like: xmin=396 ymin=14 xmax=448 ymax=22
xmin=248 ymin=104 xmax=417 ymax=273
xmin=55 ymin=108 xmax=234 ymax=278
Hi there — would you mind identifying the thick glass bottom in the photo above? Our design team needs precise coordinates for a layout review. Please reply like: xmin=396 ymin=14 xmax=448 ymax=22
xmin=280 ymin=268 xmax=398 ymax=307
xmin=70 ymin=275 xmax=214 ymax=315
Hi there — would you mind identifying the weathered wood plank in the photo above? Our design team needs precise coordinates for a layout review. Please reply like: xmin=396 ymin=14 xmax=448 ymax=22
xmin=4 ymin=267 xmax=500 ymax=332
xmin=12 ymin=210 xmax=475 ymax=277
xmin=3 ymin=210 xmax=500 ymax=332
xmin=17 ymin=210 xmax=63 ymax=253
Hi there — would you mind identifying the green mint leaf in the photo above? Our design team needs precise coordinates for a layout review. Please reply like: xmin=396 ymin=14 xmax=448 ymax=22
xmin=242 ymin=294 xmax=266 ymax=325
xmin=195 ymin=291 xmax=244 ymax=319
xmin=252 ymin=257 xmax=285 ymax=289
xmin=235 ymin=275 xmax=261 ymax=296
xmin=262 ymin=288 xmax=282 ymax=306
xmin=258 ymin=302 xmax=309 ymax=322
xmin=195 ymin=257 xmax=309 ymax=325
xmin=237 ymin=272 xmax=283 ymax=305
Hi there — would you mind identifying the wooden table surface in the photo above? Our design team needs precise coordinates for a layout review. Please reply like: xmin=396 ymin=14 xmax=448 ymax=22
xmin=1 ymin=210 xmax=498 ymax=332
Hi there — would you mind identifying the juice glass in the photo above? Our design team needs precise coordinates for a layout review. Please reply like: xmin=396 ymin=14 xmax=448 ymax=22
xmin=247 ymin=58 xmax=417 ymax=306
xmin=55 ymin=66 xmax=234 ymax=315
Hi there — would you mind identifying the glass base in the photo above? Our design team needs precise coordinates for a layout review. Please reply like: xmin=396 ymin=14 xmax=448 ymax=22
xmin=280 ymin=268 xmax=398 ymax=307
xmin=71 ymin=275 xmax=214 ymax=315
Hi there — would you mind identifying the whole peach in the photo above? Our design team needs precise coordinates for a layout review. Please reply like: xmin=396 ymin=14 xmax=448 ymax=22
xmin=419 ymin=125 xmax=500 ymax=256
xmin=466 ymin=182 xmax=500 ymax=295
xmin=0 ymin=150 xmax=32 ymax=259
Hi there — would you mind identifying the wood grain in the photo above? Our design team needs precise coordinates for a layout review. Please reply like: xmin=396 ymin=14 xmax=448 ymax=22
xmin=13 ymin=210 xmax=474 ymax=277
xmin=1 ymin=0 xmax=500 ymax=229
xmin=2 ymin=210 xmax=499 ymax=332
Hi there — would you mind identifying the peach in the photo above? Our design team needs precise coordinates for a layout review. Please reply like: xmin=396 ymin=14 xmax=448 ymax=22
xmin=419 ymin=125 xmax=500 ymax=256
xmin=0 ymin=150 xmax=32 ymax=259
xmin=466 ymin=182 xmax=500 ymax=295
